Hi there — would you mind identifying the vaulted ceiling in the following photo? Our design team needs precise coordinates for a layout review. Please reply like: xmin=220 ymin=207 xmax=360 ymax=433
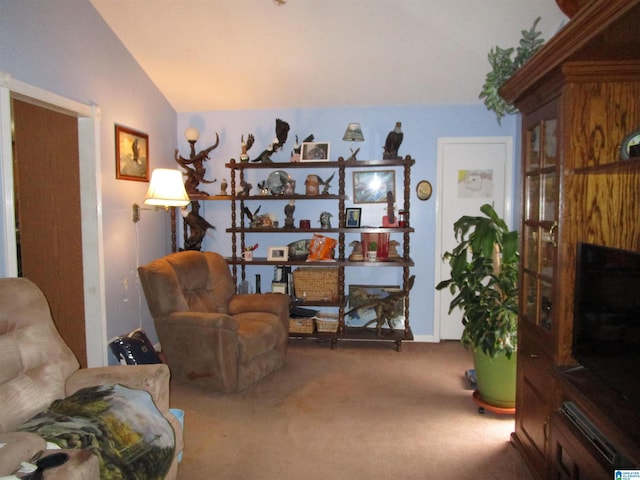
xmin=90 ymin=0 xmax=568 ymax=112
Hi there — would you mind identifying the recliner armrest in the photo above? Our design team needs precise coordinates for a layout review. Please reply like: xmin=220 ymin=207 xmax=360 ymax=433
xmin=229 ymin=293 xmax=290 ymax=320
xmin=163 ymin=311 xmax=238 ymax=330
xmin=65 ymin=364 xmax=171 ymax=411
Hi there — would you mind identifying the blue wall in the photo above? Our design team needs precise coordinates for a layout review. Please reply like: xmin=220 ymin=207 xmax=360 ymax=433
xmin=178 ymin=105 xmax=517 ymax=338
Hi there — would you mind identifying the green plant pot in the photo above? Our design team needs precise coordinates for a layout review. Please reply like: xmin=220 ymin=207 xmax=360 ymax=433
xmin=473 ymin=349 xmax=517 ymax=408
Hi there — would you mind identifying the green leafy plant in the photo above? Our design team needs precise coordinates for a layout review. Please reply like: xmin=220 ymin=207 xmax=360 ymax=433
xmin=479 ymin=17 xmax=545 ymax=124
xmin=368 ymin=241 xmax=378 ymax=251
xmin=436 ymin=204 xmax=519 ymax=359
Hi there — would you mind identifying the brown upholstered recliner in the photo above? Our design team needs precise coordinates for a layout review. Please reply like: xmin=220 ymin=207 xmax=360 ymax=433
xmin=138 ymin=251 xmax=290 ymax=393
xmin=0 ymin=277 xmax=183 ymax=480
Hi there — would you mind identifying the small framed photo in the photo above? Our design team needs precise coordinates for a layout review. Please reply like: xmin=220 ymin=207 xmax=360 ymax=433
xmin=353 ymin=170 xmax=395 ymax=204
xmin=345 ymin=207 xmax=362 ymax=228
xmin=301 ymin=142 xmax=330 ymax=162
xmin=267 ymin=246 xmax=289 ymax=262
xmin=115 ymin=125 xmax=149 ymax=181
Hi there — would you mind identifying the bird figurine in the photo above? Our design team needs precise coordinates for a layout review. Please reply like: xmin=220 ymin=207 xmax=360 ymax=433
xmin=240 ymin=133 xmax=255 ymax=162
xmin=317 ymin=172 xmax=335 ymax=195
xmin=252 ymin=118 xmax=290 ymax=162
xmin=181 ymin=202 xmax=215 ymax=251
xmin=239 ymin=180 xmax=253 ymax=196
xmin=383 ymin=121 xmax=403 ymax=159
xmin=243 ymin=205 xmax=261 ymax=224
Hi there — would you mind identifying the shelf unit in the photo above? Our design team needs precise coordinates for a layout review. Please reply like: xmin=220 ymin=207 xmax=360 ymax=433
xmin=221 ymin=156 xmax=415 ymax=350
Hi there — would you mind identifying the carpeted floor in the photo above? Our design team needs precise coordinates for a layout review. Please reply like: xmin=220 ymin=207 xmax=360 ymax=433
xmin=171 ymin=339 xmax=533 ymax=480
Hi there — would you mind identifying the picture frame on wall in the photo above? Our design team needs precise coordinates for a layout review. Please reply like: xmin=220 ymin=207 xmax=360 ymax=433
xmin=345 ymin=207 xmax=362 ymax=228
xmin=352 ymin=170 xmax=395 ymax=204
xmin=301 ymin=142 xmax=330 ymax=162
xmin=115 ymin=125 xmax=149 ymax=181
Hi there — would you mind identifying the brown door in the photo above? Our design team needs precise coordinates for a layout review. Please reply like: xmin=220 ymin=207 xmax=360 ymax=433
xmin=12 ymin=99 xmax=87 ymax=367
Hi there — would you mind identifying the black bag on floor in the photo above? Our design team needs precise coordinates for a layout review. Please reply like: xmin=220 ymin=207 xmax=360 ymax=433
xmin=109 ymin=328 xmax=162 ymax=365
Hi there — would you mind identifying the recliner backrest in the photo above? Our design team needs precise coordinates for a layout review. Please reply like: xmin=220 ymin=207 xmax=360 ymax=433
xmin=0 ymin=278 xmax=79 ymax=432
xmin=139 ymin=251 xmax=236 ymax=317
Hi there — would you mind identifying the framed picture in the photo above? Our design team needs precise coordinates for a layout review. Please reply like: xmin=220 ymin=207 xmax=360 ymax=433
xmin=267 ymin=246 xmax=289 ymax=262
xmin=353 ymin=170 xmax=395 ymax=204
xmin=345 ymin=207 xmax=362 ymax=228
xmin=301 ymin=142 xmax=330 ymax=162
xmin=115 ymin=125 xmax=149 ymax=181
xmin=346 ymin=284 xmax=405 ymax=330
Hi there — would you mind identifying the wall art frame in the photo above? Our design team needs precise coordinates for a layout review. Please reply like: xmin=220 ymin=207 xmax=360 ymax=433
xmin=301 ymin=142 xmax=330 ymax=162
xmin=352 ymin=170 xmax=395 ymax=204
xmin=115 ymin=124 xmax=149 ymax=181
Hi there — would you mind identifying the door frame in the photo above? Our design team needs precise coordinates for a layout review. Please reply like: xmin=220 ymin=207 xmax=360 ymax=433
xmin=0 ymin=71 xmax=107 ymax=367
xmin=433 ymin=136 xmax=514 ymax=342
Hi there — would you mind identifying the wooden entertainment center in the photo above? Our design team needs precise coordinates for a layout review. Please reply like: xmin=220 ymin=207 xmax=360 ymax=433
xmin=500 ymin=0 xmax=640 ymax=478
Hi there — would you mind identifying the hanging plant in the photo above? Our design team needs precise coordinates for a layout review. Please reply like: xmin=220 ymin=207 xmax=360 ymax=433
xmin=479 ymin=17 xmax=545 ymax=124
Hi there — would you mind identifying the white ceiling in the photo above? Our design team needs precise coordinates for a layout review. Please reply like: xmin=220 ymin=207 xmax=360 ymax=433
xmin=90 ymin=0 xmax=568 ymax=113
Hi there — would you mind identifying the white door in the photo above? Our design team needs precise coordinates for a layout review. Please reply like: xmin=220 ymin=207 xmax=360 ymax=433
xmin=434 ymin=137 xmax=513 ymax=341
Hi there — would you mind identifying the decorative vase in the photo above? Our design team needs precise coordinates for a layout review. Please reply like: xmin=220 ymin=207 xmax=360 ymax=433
xmin=473 ymin=349 xmax=517 ymax=408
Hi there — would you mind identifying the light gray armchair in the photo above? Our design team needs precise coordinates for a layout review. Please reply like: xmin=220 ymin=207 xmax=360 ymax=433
xmin=138 ymin=250 xmax=290 ymax=393
xmin=0 ymin=277 xmax=183 ymax=480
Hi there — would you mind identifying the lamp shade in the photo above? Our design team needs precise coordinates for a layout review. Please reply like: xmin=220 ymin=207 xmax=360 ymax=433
xmin=144 ymin=168 xmax=190 ymax=207
xmin=343 ymin=123 xmax=364 ymax=142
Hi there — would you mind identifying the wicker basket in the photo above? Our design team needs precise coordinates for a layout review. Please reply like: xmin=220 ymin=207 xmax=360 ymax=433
xmin=314 ymin=312 xmax=339 ymax=332
xmin=289 ymin=317 xmax=315 ymax=334
xmin=293 ymin=267 xmax=339 ymax=302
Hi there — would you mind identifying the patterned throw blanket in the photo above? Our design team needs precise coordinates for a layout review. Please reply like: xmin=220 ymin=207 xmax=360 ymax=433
xmin=19 ymin=384 xmax=175 ymax=480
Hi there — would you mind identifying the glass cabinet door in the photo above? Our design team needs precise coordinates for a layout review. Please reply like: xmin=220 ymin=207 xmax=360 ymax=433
xmin=521 ymin=117 xmax=558 ymax=333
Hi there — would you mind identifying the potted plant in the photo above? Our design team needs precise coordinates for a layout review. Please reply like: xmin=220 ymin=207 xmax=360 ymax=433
xmin=366 ymin=241 xmax=378 ymax=262
xmin=479 ymin=17 xmax=545 ymax=124
xmin=436 ymin=204 xmax=519 ymax=408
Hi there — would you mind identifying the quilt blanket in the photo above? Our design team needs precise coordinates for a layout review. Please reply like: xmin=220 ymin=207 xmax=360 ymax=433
xmin=18 ymin=384 xmax=174 ymax=480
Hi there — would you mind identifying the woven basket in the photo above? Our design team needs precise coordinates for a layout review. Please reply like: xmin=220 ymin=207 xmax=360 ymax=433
xmin=293 ymin=267 xmax=339 ymax=302
xmin=315 ymin=312 xmax=339 ymax=333
xmin=289 ymin=317 xmax=315 ymax=334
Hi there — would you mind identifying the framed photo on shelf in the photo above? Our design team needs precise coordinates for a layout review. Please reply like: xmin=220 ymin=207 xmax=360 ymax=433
xmin=345 ymin=207 xmax=362 ymax=228
xmin=115 ymin=125 xmax=149 ymax=181
xmin=301 ymin=142 xmax=330 ymax=162
xmin=352 ymin=170 xmax=395 ymax=204
xmin=267 ymin=246 xmax=289 ymax=262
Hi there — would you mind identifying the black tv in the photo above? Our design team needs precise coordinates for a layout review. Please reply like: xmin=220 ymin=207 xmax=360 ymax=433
xmin=573 ymin=242 xmax=640 ymax=406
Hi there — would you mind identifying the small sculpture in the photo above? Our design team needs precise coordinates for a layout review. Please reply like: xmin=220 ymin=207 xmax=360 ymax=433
xmin=252 ymin=118 xmax=290 ymax=163
xmin=175 ymin=132 xmax=219 ymax=196
xmin=318 ymin=172 xmax=335 ymax=195
xmin=240 ymin=134 xmax=255 ymax=162
xmin=257 ymin=180 xmax=270 ymax=195
xmin=348 ymin=240 xmax=363 ymax=261
xmin=383 ymin=121 xmax=403 ymax=160
xmin=239 ymin=180 xmax=253 ymax=196
xmin=388 ymin=240 xmax=401 ymax=259
xmin=181 ymin=202 xmax=215 ymax=251
xmin=220 ymin=178 xmax=228 ymax=195
xmin=345 ymin=275 xmax=415 ymax=337
xmin=243 ymin=205 xmax=261 ymax=225
xmin=346 ymin=147 xmax=360 ymax=162
xmin=319 ymin=211 xmax=332 ymax=229
xmin=284 ymin=200 xmax=295 ymax=228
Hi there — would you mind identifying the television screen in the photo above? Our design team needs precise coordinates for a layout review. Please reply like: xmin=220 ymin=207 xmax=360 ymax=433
xmin=573 ymin=243 xmax=640 ymax=405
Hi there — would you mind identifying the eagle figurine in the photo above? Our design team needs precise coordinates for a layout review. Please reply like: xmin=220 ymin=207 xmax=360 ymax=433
xmin=252 ymin=118 xmax=290 ymax=162
xmin=383 ymin=121 xmax=403 ymax=159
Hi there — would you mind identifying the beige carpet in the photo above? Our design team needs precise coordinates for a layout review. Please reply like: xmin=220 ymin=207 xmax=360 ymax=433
xmin=171 ymin=339 xmax=533 ymax=480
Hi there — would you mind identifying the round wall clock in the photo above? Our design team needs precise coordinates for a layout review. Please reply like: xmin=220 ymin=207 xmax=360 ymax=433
xmin=620 ymin=129 xmax=640 ymax=160
xmin=416 ymin=180 xmax=432 ymax=201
